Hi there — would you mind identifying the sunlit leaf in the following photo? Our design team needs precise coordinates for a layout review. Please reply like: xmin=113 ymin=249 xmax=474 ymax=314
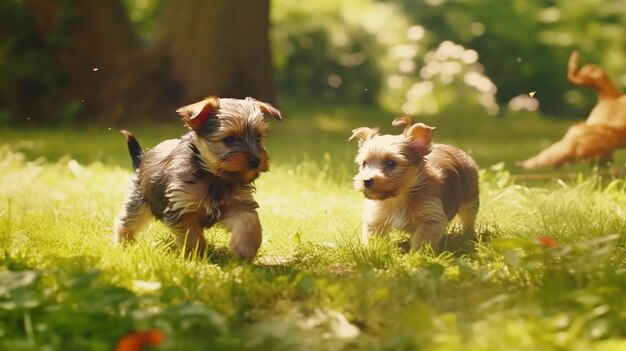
xmin=0 ymin=271 xmax=37 ymax=295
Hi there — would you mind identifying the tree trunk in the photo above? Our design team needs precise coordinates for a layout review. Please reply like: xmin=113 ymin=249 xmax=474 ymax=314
xmin=155 ymin=0 xmax=276 ymax=104
xmin=24 ymin=0 xmax=178 ymax=122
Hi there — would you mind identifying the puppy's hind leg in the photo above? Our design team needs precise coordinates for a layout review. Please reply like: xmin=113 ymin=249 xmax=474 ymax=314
xmin=411 ymin=219 xmax=448 ymax=251
xmin=114 ymin=187 xmax=152 ymax=244
xmin=166 ymin=216 xmax=208 ymax=258
xmin=517 ymin=139 xmax=576 ymax=169
xmin=458 ymin=199 xmax=479 ymax=234
xmin=361 ymin=221 xmax=389 ymax=246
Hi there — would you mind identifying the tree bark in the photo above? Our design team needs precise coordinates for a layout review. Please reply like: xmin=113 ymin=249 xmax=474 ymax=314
xmin=24 ymin=0 xmax=178 ymax=122
xmin=155 ymin=0 xmax=276 ymax=104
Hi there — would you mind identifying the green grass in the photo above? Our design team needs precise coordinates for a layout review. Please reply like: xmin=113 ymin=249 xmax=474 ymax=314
xmin=2 ymin=100 xmax=626 ymax=350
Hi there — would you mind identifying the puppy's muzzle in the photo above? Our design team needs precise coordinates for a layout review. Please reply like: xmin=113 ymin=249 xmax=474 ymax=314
xmin=363 ymin=178 xmax=374 ymax=189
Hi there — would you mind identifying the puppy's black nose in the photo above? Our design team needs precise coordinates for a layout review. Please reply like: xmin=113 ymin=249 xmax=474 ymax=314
xmin=363 ymin=178 xmax=373 ymax=188
xmin=248 ymin=156 xmax=261 ymax=169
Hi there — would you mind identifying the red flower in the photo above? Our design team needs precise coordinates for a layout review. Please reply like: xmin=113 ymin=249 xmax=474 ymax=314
xmin=115 ymin=329 xmax=165 ymax=351
xmin=537 ymin=236 xmax=559 ymax=248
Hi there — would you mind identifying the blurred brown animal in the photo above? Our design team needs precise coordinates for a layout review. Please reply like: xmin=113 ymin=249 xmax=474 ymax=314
xmin=517 ymin=51 xmax=626 ymax=169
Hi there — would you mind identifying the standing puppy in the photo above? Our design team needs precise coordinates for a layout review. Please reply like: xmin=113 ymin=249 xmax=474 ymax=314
xmin=114 ymin=96 xmax=282 ymax=261
xmin=349 ymin=117 xmax=479 ymax=250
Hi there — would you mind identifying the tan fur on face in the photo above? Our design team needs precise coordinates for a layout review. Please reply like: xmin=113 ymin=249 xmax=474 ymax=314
xmin=353 ymin=134 xmax=425 ymax=200
xmin=218 ymin=151 xmax=269 ymax=183
xmin=351 ymin=119 xmax=479 ymax=250
xmin=191 ymin=99 xmax=272 ymax=182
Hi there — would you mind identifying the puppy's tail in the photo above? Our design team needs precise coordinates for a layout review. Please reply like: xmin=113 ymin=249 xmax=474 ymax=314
xmin=119 ymin=130 xmax=143 ymax=171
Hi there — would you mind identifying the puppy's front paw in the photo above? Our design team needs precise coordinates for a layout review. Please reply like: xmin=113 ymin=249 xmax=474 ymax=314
xmin=222 ymin=210 xmax=262 ymax=262
xmin=411 ymin=220 xmax=447 ymax=251
xmin=232 ymin=242 xmax=260 ymax=262
xmin=113 ymin=224 xmax=136 ymax=245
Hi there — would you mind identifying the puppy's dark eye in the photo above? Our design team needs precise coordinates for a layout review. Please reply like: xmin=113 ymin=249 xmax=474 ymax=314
xmin=223 ymin=136 xmax=236 ymax=146
xmin=385 ymin=160 xmax=396 ymax=170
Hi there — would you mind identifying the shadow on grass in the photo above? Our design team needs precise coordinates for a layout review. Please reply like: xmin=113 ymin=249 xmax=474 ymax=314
xmin=395 ymin=225 xmax=494 ymax=257
xmin=153 ymin=236 xmax=234 ymax=266
xmin=155 ymin=225 xmax=496 ymax=270
xmin=440 ymin=229 xmax=493 ymax=256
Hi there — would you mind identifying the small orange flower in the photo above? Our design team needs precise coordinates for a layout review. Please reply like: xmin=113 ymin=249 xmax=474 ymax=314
xmin=115 ymin=329 xmax=165 ymax=351
xmin=537 ymin=236 xmax=559 ymax=248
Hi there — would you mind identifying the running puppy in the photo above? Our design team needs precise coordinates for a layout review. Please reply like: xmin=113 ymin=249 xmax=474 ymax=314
xmin=349 ymin=116 xmax=479 ymax=250
xmin=114 ymin=96 xmax=282 ymax=261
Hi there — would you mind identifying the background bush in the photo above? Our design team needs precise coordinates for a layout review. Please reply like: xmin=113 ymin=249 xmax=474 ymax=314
xmin=272 ymin=0 xmax=625 ymax=118
xmin=394 ymin=0 xmax=626 ymax=117
xmin=1 ymin=0 xmax=625 ymax=123
xmin=271 ymin=0 xmax=500 ymax=118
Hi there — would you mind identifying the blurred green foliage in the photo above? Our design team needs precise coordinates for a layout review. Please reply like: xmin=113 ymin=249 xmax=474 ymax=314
xmin=394 ymin=0 xmax=626 ymax=116
xmin=272 ymin=0 xmax=626 ymax=118
xmin=271 ymin=0 xmax=500 ymax=118
xmin=0 ymin=0 xmax=624 ymax=123
xmin=271 ymin=1 xmax=384 ymax=105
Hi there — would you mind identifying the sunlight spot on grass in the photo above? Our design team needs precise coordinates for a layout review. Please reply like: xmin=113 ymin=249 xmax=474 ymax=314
xmin=132 ymin=280 xmax=162 ymax=292
xmin=320 ymin=241 xmax=337 ymax=248
xmin=68 ymin=159 xmax=85 ymax=177
xmin=257 ymin=255 xmax=293 ymax=266
xmin=314 ymin=116 xmax=349 ymax=132
xmin=301 ymin=309 xmax=360 ymax=340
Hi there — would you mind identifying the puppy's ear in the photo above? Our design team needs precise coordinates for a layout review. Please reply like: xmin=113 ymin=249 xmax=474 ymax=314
xmin=257 ymin=100 xmax=282 ymax=121
xmin=392 ymin=116 xmax=413 ymax=135
xmin=407 ymin=123 xmax=435 ymax=156
xmin=349 ymin=127 xmax=379 ymax=147
xmin=176 ymin=96 xmax=220 ymax=129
